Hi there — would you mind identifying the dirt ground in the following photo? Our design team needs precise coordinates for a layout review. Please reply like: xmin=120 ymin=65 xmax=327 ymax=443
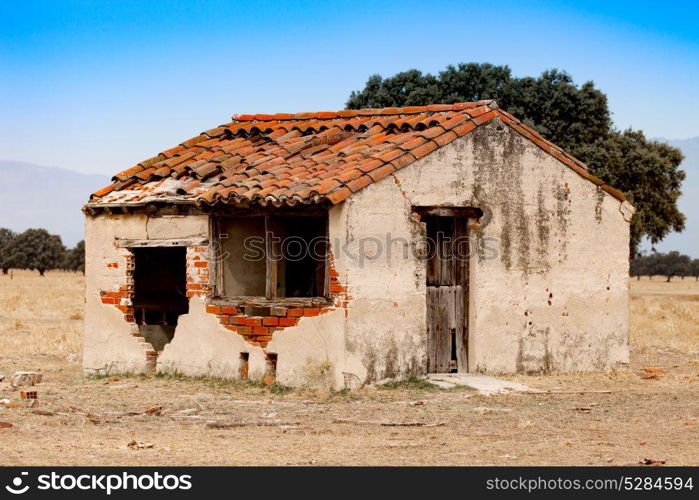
xmin=1 ymin=270 xmax=697 ymax=465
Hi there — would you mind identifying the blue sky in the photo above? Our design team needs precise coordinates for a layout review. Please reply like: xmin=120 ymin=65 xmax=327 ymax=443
xmin=1 ymin=0 xmax=697 ymax=175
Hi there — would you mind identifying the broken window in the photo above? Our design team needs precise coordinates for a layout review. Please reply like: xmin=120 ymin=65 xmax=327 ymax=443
xmin=132 ymin=247 xmax=189 ymax=350
xmin=218 ymin=217 xmax=267 ymax=297
xmin=215 ymin=214 xmax=328 ymax=300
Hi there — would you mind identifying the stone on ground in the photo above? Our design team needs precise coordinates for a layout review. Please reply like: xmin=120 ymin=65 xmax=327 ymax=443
xmin=11 ymin=371 xmax=42 ymax=388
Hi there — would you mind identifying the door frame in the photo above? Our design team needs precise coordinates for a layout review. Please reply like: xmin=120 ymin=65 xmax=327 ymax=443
xmin=414 ymin=206 xmax=482 ymax=373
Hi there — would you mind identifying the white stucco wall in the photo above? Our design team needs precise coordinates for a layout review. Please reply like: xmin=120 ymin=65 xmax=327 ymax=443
xmin=84 ymin=211 xmax=349 ymax=387
xmin=157 ymin=296 xmax=265 ymax=379
xmin=337 ymin=119 xmax=630 ymax=380
xmin=83 ymin=213 xmax=209 ymax=375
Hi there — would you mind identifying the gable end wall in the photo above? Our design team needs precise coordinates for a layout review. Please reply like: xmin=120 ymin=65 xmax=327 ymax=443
xmin=336 ymin=119 xmax=630 ymax=381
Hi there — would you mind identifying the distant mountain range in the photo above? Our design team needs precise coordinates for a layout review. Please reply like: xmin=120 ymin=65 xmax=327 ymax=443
xmin=0 ymin=161 xmax=109 ymax=247
xmin=1 ymin=137 xmax=697 ymax=254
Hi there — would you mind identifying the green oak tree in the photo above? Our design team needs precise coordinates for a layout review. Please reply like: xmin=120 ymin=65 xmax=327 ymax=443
xmin=0 ymin=227 xmax=16 ymax=274
xmin=63 ymin=240 xmax=86 ymax=274
xmin=3 ymin=228 xmax=66 ymax=276
xmin=690 ymin=259 xmax=699 ymax=281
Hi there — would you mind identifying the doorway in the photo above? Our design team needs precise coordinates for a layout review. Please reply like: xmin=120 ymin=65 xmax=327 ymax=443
xmin=421 ymin=212 xmax=470 ymax=373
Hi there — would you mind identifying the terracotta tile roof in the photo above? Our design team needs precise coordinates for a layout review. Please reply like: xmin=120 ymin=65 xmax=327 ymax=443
xmin=88 ymin=100 xmax=625 ymax=207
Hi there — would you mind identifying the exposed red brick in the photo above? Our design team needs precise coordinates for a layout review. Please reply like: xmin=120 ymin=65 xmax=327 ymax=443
xmin=243 ymin=317 xmax=262 ymax=327
xmin=262 ymin=317 xmax=279 ymax=326
xmin=278 ymin=317 xmax=298 ymax=327
xmin=270 ymin=306 xmax=287 ymax=316
xmin=231 ymin=316 xmax=245 ymax=325
xmin=330 ymin=283 xmax=346 ymax=294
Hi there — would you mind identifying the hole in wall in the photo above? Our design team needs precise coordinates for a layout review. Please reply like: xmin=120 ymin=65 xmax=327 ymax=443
xmin=132 ymin=247 xmax=188 ymax=351
xmin=244 ymin=306 xmax=270 ymax=317
xmin=264 ymin=353 xmax=278 ymax=385
xmin=239 ymin=353 xmax=249 ymax=380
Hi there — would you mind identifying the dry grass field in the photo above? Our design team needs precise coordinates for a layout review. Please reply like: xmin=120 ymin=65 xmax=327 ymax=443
xmin=1 ymin=270 xmax=697 ymax=465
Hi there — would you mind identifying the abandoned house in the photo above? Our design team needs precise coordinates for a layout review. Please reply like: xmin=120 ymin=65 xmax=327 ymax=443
xmin=83 ymin=100 xmax=634 ymax=388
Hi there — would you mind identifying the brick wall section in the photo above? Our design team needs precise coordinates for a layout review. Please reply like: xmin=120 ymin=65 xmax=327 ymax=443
xmin=209 ymin=251 xmax=351 ymax=348
xmin=99 ymin=249 xmax=135 ymax=322
xmin=100 ymin=244 xmax=351 ymax=351
xmin=186 ymin=246 xmax=211 ymax=298
xmin=99 ymin=249 xmax=158 ymax=370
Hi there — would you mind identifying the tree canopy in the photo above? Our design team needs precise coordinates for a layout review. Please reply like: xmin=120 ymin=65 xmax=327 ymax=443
xmin=347 ymin=63 xmax=685 ymax=255
xmin=0 ymin=227 xmax=15 ymax=274
xmin=2 ymin=228 xmax=66 ymax=276
xmin=631 ymin=251 xmax=696 ymax=282
xmin=1 ymin=228 xmax=85 ymax=275
xmin=63 ymin=240 xmax=85 ymax=273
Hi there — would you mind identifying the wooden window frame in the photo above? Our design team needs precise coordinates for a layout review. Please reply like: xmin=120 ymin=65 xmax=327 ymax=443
xmin=210 ymin=212 xmax=331 ymax=307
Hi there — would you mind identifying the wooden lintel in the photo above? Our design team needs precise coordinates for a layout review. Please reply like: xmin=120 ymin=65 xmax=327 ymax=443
xmin=209 ymin=296 xmax=332 ymax=308
xmin=413 ymin=206 xmax=483 ymax=218
xmin=116 ymin=237 xmax=208 ymax=248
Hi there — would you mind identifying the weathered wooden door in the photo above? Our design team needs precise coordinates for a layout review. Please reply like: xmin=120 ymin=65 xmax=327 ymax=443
xmin=425 ymin=216 xmax=469 ymax=373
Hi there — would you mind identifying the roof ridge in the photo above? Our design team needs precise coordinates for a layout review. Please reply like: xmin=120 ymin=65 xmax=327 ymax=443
xmin=231 ymin=100 xmax=498 ymax=122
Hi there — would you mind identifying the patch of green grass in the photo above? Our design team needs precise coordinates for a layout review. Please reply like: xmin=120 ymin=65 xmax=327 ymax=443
xmin=85 ymin=372 xmax=134 ymax=381
xmin=267 ymin=382 xmax=293 ymax=395
xmin=325 ymin=387 xmax=362 ymax=401
xmin=87 ymin=372 xmax=293 ymax=394
xmin=152 ymin=372 xmax=264 ymax=390
xmin=378 ymin=377 xmax=476 ymax=392
xmin=378 ymin=377 xmax=443 ymax=391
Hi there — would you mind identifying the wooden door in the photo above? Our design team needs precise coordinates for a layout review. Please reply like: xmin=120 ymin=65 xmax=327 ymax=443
xmin=425 ymin=216 xmax=469 ymax=373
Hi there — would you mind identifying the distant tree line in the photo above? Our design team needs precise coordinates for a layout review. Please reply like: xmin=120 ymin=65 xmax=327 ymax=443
xmin=0 ymin=227 xmax=84 ymax=275
xmin=630 ymin=251 xmax=699 ymax=282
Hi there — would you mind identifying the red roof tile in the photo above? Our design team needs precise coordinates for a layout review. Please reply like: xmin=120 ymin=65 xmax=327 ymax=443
xmin=88 ymin=100 xmax=625 ymax=207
